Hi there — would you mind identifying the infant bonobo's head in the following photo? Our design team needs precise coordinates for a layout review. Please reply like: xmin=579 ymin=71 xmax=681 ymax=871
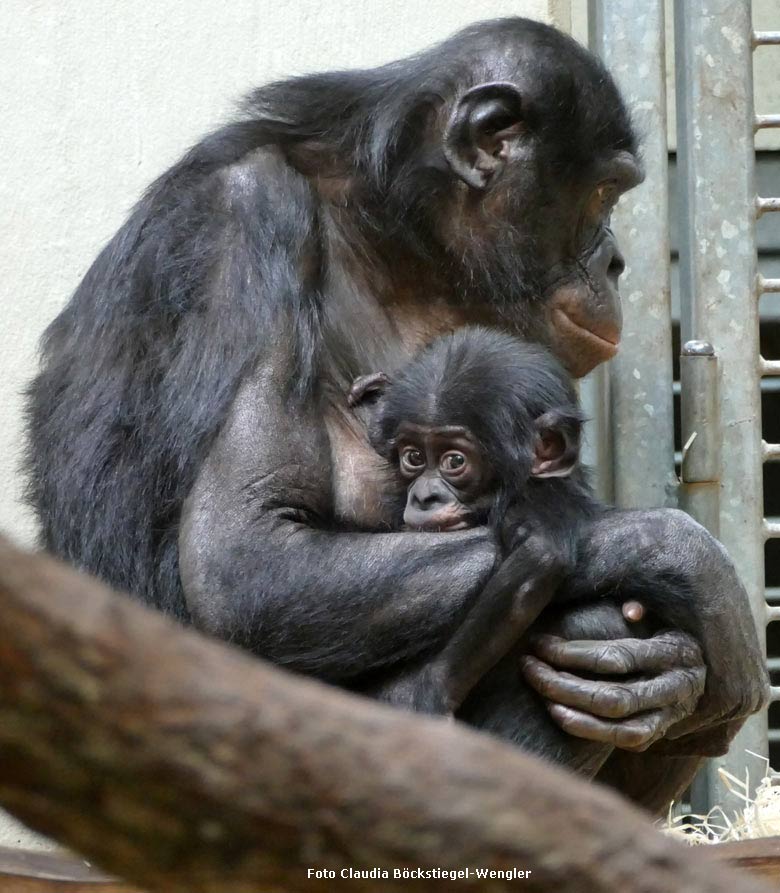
xmin=348 ymin=326 xmax=584 ymax=532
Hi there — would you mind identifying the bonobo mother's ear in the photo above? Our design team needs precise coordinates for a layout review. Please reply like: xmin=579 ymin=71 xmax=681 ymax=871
xmin=347 ymin=372 xmax=390 ymax=408
xmin=443 ymin=82 xmax=525 ymax=190
xmin=531 ymin=409 xmax=582 ymax=479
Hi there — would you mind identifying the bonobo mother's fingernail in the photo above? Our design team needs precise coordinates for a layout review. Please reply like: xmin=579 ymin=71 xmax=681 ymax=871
xmin=520 ymin=655 xmax=544 ymax=677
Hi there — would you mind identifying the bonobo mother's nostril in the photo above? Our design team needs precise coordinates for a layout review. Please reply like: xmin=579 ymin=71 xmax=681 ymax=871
xmin=607 ymin=241 xmax=626 ymax=279
xmin=591 ymin=234 xmax=624 ymax=280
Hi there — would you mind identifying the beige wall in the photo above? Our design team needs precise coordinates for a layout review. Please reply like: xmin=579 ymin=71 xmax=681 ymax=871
xmin=0 ymin=0 xmax=565 ymax=850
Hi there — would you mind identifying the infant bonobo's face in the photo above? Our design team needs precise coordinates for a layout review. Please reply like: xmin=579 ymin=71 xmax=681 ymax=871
xmin=394 ymin=422 xmax=494 ymax=531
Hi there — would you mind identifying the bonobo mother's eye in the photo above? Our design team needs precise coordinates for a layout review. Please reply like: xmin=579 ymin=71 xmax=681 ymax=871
xmin=440 ymin=451 xmax=468 ymax=475
xmin=401 ymin=447 xmax=425 ymax=473
xmin=586 ymin=181 xmax=619 ymax=222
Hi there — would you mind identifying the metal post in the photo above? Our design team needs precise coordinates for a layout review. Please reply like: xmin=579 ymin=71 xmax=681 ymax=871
xmin=579 ymin=367 xmax=614 ymax=503
xmin=679 ymin=339 xmax=723 ymax=815
xmin=679 ymin=341 xmax=720 ymax=537
xmin=675 ymin=0 xmax=767 ymax=808
xmin=589 ymin=0 xmax=677 ymax=510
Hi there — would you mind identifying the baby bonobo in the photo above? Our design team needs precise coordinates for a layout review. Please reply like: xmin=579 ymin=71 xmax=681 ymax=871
xmin=348 ymin=326 xmax=649 ymax=716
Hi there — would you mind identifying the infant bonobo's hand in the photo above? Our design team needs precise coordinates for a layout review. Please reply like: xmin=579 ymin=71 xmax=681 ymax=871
xmin=375 ymin=661 xmax=458 ymax=716
xmin=414 ymin=530 xmax=570 ymax=716
xmin=498 ymin=530 xmax=573 ymax=623
xmin=502 ymin=523 xmax=532 ymax=555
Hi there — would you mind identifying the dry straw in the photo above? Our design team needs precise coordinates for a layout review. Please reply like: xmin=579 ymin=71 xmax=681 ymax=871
xmin=663 ymin=752 xmax=780 ymax=844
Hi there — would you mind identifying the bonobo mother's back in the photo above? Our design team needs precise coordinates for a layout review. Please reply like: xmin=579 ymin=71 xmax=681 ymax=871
xmin=24 ymin=124 xmax=324 ymax=615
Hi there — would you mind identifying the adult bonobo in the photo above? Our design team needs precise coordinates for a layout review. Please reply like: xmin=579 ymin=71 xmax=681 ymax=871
xmin=26 ymin=18 xmax=766 ymax=811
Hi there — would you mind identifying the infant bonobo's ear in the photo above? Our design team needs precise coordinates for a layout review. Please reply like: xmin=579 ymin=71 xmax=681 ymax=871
xmin=347 ymin=372 xmax=390 ymax=408
xmin=531 ymin=409 xmax=582 ymax=478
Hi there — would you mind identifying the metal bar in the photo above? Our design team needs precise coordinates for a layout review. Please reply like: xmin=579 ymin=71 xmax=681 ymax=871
xmin=753 ymin=31 xmax=780 ymax=46
xmin=676 ymin=378 xmax=780 ymax=394
xmin=759 ymin=276 xmax=780 ymax=293
xmin=763 ymin=441 xmax=780 ymax=462
xmin=767 ymin=587 xmax=780 ymax=602
xmin=756 ymin=115 xmax=780 ymax=130
xmin=579 ymin=369 xmax=614 ymax=502
xmin=578 ymin=2 xmax=616 ymax=505
xmin=764 ymin=520 xmax=780 ymax=539
xmin=761 ymin=358 xmax=780 ymax=376
xmin=772 ymin=687 xmax=780 ymax=703
xmin=679 ymin=342 xmax=720 ymax=535
xmin=590 ymin=0 xmax=676 ymax=510
xmin=757 ymin=197 xmax=780 ymax=216
xmin=767 ymin=607 xmax=780 ymax=625
xmin=675 ymin=0 xmax=766 ymax=810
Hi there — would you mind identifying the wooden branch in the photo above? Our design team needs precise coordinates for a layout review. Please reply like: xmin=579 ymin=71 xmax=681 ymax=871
xmin=0 ymin=536 xmax=770 ymax=893
xmin=0 ymin=844 xmax=141 ymax=892
xmin=716 ymin=837 xmax=780 ymax=885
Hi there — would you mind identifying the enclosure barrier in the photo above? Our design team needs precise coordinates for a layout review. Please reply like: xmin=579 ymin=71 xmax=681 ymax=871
xmin=756 ymin=27 xmax=780 ymax=715
xmin=587 ymin=0 xmax=777 ymax=812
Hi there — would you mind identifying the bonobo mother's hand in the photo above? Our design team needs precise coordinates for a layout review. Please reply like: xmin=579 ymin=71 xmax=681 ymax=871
xmin=523 ymin=509 xmax=769 ymax=755
xmin=521 ymin=630 xmax=706 ymax=751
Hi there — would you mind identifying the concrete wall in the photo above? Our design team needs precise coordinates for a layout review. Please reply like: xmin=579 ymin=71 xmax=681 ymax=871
xmin=0 ymin=0 xmax=565 ymax=849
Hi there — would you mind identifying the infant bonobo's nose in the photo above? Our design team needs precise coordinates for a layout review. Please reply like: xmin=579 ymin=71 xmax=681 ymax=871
xmin=404 ymin=479 xmax=469 ymax=531
xmin=410 ymin=488 xmax=445 ymax=510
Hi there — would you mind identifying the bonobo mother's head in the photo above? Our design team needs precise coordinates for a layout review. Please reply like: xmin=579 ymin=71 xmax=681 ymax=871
xmin=362 ymin=18 xmax=642 ymax=376
xmin=259 ymin=17 xmax=642 ymax=376
xmin=420 ymin=20 xmax=642 ymax=376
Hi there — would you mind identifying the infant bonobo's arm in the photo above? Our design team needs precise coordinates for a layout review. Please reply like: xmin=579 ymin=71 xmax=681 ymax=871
xmin=376 ymin=531 xmax=568 ymax=714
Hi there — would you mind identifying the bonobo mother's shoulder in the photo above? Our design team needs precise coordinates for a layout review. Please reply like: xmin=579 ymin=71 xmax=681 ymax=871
xmin=140 ymin=125 xmax=317 ymax=224
xmin=215 ymin=146 xmax=316 ymax=214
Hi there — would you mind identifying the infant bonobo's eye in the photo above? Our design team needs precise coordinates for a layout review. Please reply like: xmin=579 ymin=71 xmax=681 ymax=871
xmin=401 ymin=447 xmax=426 ymax=473
xmin=440 ymin=451 xmax=468 ymax=475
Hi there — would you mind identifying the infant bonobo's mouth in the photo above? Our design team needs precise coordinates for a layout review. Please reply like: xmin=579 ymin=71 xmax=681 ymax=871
xmin=403 ymin=513 xmax=474 ymax=532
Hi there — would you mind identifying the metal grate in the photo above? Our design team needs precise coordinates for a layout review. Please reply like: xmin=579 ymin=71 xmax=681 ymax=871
xmin=588 ymin=1 xmax=777 ymax=812
xmin=754 ymin=32 xmax=780 ymax=714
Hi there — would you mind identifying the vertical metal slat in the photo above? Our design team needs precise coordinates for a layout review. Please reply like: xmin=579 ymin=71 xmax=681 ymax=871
xmin=590 ymin=0 xmax=676 ymax=511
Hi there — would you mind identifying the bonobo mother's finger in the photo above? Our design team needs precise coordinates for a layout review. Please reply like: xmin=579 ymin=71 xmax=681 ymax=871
xmin=521 ymin=656 xmax=705 ymax=719
xmin=545 ymin=703 xmax=689 ymax=751
xmin=529 ymin=630 xmax=703 ymax=675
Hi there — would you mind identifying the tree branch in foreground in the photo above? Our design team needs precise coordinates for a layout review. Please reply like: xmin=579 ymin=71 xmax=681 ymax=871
xmin=0 ymin=536 xmax=770 ymax=893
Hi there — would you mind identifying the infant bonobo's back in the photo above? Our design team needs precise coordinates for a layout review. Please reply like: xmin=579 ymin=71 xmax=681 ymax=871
xmin=350 ymin=325 xmax=599 ymax=558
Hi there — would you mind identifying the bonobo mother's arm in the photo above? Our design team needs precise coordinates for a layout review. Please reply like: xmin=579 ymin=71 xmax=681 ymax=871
xmin=523 ymin=509 xmax=769 ymax=806
xmin=178 ymin=359 xmax=497 ymax=683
